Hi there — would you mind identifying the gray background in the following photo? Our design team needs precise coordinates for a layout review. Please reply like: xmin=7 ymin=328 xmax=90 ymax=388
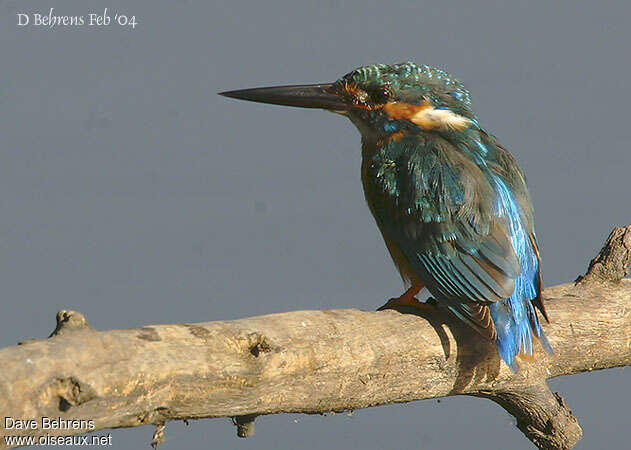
xmin=2 ymin=0 xmax=630 ymax=449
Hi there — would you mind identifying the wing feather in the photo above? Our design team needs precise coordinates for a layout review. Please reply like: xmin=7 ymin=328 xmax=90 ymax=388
xmin=365 ymin=133 xmax=523 ymax=337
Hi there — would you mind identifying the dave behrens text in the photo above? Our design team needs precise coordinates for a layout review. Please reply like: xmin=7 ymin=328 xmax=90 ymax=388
xmin=5 ymin=416 xmax=95 ymax=431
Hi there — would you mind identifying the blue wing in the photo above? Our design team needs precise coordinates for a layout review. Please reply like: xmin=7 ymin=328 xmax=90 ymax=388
xmin=364 ymin=130 xmax=551 ymax=369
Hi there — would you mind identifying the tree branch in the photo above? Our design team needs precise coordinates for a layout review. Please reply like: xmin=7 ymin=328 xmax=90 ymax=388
xmin=1 ymin=225 xmax=630 ymax=449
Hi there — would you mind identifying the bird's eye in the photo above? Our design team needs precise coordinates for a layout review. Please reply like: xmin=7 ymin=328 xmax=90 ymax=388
xmin=367 ymin=86 xmax=390 ymax=104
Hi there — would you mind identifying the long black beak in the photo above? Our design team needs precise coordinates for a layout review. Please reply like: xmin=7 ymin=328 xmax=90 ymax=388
xmin=219 ymin=83 xmax=348 ymax=110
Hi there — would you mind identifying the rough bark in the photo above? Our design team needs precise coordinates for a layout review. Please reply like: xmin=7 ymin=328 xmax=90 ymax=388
xmin=1 ymin=225 xmax=630 ymax=449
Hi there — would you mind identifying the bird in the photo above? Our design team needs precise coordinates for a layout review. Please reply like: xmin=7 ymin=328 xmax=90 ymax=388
xmin=220 ymin=61 xmax=552 ymax=372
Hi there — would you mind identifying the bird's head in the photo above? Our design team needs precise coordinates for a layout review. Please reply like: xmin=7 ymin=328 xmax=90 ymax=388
xmin=220 ymin=62 xmax=477 ymax=140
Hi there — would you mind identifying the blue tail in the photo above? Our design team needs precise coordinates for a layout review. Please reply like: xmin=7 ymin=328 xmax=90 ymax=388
xmin=490 ymin=178 xmax=552 ymax=372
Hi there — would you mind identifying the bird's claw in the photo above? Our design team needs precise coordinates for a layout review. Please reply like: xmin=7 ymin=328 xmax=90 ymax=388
xmin=377 ymin=298 xmax=402 ymax=311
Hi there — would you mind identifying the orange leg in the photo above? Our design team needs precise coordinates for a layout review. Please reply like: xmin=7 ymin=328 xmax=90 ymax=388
xmin=377 ymin=282 xmax=436 ymax=312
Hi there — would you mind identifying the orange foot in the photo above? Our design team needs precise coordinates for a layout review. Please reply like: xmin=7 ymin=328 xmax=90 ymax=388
xmin=377 ymin=283 xmax=437 ymax=312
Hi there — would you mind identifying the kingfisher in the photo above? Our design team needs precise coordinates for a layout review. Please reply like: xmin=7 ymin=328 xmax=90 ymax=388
xmin=220 ymin=62 xmax=552 ymax=371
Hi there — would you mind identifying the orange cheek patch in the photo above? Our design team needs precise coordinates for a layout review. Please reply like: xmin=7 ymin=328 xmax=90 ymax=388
xmin=383 ymin=101 xmax=430 ymax=120
xmin=384 ymin=100 xmax=471 ymax=131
